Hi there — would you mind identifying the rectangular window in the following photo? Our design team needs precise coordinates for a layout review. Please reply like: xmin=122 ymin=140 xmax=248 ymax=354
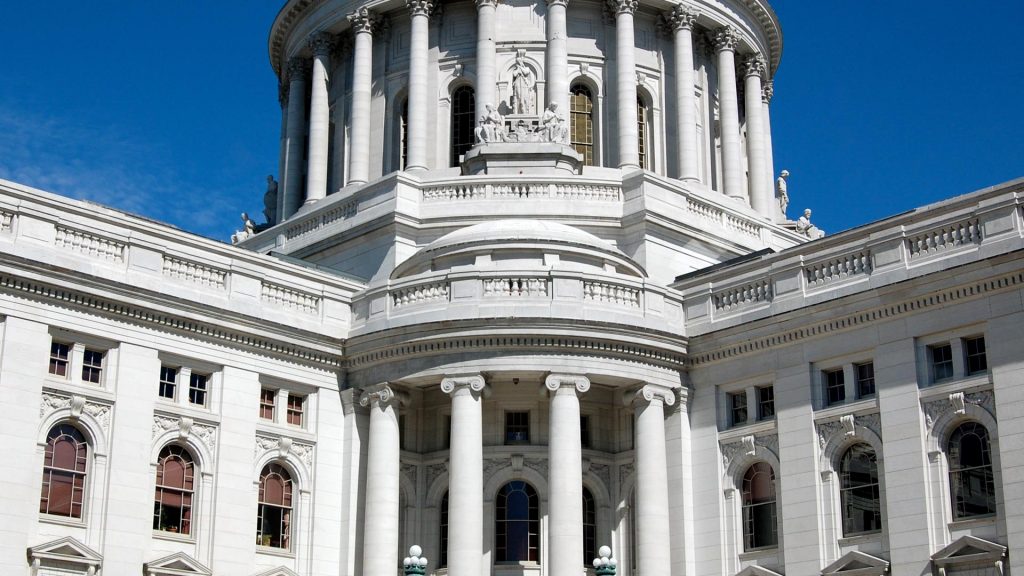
xmin=729 ymin=392 xmax=748 ymax=426
xmin=504 ymin=411 xmax=530 ymax=444
xmin=287 ymin=394 xmax=305 ymax=427
xmin=824 ymin=369 xmax=845 ymax=406
xmin=930 ymin=344 xmax=954 ymax=381
xmin=965 ymin=336 xmax=987 ymax=375
xmin=81 ymin=349 xmax=104 ymax=383
xmin=580 ymin=415 xmax=591 ymax=449
xmin=260 ymin=389 xmax=276 ymax=420
xmin=855 ymin=362 xmax=875 ymax=398
xmin=49 ymin=342 xmax=70 ymax=377
xmin=159 ymin=366 xmax=177 ymax=400
xmin=757 ymin=386 xmax=775 ymax=420
xmin=188 ymin=373 xmax=209 ymax=407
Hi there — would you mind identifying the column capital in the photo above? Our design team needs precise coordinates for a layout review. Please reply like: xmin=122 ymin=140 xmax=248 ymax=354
xmin=544 ymin=373 xmax=591 ymax=394
xmin=626 ymin=384 xmax=676 ymax=407
xmin=762 ymin=80 xmax=774 ymax=103
xmin=286 ymin=57 xmax=310 ymax=82
xmin=605 ymin=0 xmax=638 ymax=16
xmin=475 ymin=0 xmax=499 ymax=8
xmin=712 ymin=26 xmax=740 ymax=52
xmin=547 ymin=0 xmax=569 ymax=8
xmin=359 ymin=383 xmax=404 ymax=408
xmin=663 ymin=4 xmax=698 ymax=31
xmin=308 ymin=32 xmax=336 ymax=57
xmin=742 ymin=53 xmax=766 ymax=79
xmin=348 ymin=6 xmax=383 ymax=34
xmin=406 ymin=0 xmax=436 ymax=17
xmin=441 ymin=374 xmax=487 ymax=395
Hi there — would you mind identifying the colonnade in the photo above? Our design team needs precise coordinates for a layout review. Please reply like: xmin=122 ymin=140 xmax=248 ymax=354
xmin=357 ymin=377 xmax=677 ymax=576
xmin=276 ymin=1 xmax=778 ymax=222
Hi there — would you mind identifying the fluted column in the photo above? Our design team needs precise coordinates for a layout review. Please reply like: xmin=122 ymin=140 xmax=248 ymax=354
xmin=609 ymin=0 xmax=640 ymax=169
xmin=475 ymin=0 xmax=498 ymax=115
xmin=347 ymin=7 xmax=381 ymax=185
xmin=714 ymin=26 xmax=744 ymax=202
xmin=305 ymin=33 xmax=335 ymax=204
xmin=546 ymin=374 xmax=590 ymax=576
xmin=359 ymin=384 xmax=402 ymax=576
xmin=441 ymin=375 xmax=486 ymax=576
xmin=631 ymin=384 xmax=674 ymax=576
xmin=743 ymin=54 xmax=769 ymax=217
xmin=405 ymin=0 xmax=433 ymax=171
xmin=545 ymin=0 xmax=570 ymax=116
xmin=762 ymin=81 xmax=779 ymax=220
xmin=282 ymin=58 xmax=308 ymax=220
xmin=665 ymin=5 xmax=700 ymax=181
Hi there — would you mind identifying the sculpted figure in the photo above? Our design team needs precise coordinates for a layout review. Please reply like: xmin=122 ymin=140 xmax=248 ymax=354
xmin=473 ymin=104 xmax=505 ymax=143
xmin=231 ymin=212 xmax=256 ymax=244
xmin=263 ymin=175 xmax=278 ymax=226
xmin=509 ymin=53 xmax=535 ymax=115
xmin=541 ymin=102 xmax=568 ymax=143
xmin=795 ymin=208 xmax=825 ymax=239
xmin=775 ymin=169 xmax=789 ymax=218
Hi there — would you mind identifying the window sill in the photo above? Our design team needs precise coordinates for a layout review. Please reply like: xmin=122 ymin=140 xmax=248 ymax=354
xmin=255 ymin=422 xmax=316 ymax=443
xmin=838 ymin=532 xmax=881 ymax=546
xmin=43 ymin=380 xmax=115 ymax=402
xmin=39 ymin=513 xmax=87 ymax=528
xmin=153 ymin=530 xmax=194 ymax=543
xmin=949 ymin=515 xmax=996 ymax=530
xmin=256 ymin=545 xmax=295 ymax=558
xmin=738 ymin=547 xmax=778 ymax=561
xmin=919 ymin=376 xmax=992 ymax=400
xmin=718 ymin=419 xmax=776 ymax=440
xmin=814 ymin=397 xmax=878 ymax=419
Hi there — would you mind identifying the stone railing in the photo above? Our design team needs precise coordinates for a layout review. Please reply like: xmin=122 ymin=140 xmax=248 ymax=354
xmin=907 ymin=218 xmax=982 ymax=259
xmin=392 ymin=281 xmax=449 ymax=308
xmin=804 ymin=251 xmax=871 ymax=288
xmin=421 ymin=180 xmax=621 ymax=203
xmin=483 ymin=277 xmax=549 ymax=297
xmin=55 ymin=226 xmax=126 ymax=262
xmin=713 ymin=280 xmax=772 ymax=312
xmin=162 ymin=256 xmax=228 ymax=289
xmin=261 ymin=282 xmax=321 ymax=314
xmin=584 ymin=280 xmax=641 ymax=307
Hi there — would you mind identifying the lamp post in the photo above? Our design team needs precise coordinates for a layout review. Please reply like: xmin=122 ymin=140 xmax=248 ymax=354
xmin=593 ymin=546 xmax=617 ymax=576
xmin=403 ymin=545 xmax=429 ymax=576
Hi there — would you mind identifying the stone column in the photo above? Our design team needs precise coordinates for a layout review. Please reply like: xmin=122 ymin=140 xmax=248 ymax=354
xmin=608 ymin=0 xmax=640 ymax=169
xmin=631 ymin=384 xmax=674 ymax=576
xmin=762 ymin=81 xmax=779 ymax=219
xmin=441 ymin=375 xmax=486 ymax=576
xmin=665 ymin=5 xmax=700 ymax=181
xmin=305 ymin=33 xmax=335 ymax=204
xmin=713 ymin=26 xmax=744 ymax=202
xmin=545 ymin=0 xmax=570 ymax=116
xmin=359 ymin=384 xmax=402 ymax=576
xmin=546 ymin=374 xmax=590 ymax=576
xmin=475 ymin=0 xmax=498 ymax=115
xmin=405 ymin=0 xmax=433 ymax=171
xmin=347 ymin=7 xmax=381 ymax=185
xmin=743 ymin=54 xmax=769 ymax=217
xmin=282 ymin=58 xmax=308 ymax=220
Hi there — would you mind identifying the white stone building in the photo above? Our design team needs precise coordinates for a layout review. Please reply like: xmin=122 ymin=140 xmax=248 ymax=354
xmin=1 ymin=1 xmax=1021 ymax=575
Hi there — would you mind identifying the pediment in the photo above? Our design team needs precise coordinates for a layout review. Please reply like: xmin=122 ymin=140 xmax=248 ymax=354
xmin=144 ymin=552 xmax=212 ymax=575
xmin=253 ymin=568 xmax=299 ymax=576
xmin=737 ymin=565 xmax=784 ymax=576
xmin=822 ymin=550 xmax=889 ymax=575
xmin=28 ymin=536 xmax=102 ymax=567
xmin=931 ymin=535 xmax=1007 ymax=567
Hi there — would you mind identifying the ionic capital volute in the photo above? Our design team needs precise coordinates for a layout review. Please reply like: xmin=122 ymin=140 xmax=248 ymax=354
xmin=348 ymin=6 xmax=383 ymax=35
xmin=713 ymin=26 xmax=740 ymax=53
xmin=663 ymin=4 xmax=698 ymax=32
xmin=441 ymin=374 xmax=488 ymax=398
xmin=742 ymin=53 xmax=766 ymax=79
xmin=358 ymin=383 xmax=404 ymax=409
xmin=544 ymin=373 xmax=591 ymax=395
xmin=308 ymin=32 xmax=336 ymax=57
xmin=625 ymin=383 xmax=676 ymax=407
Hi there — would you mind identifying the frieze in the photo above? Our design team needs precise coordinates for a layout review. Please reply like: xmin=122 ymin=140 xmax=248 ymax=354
xmin=154 ymin=414 xmax=218 ymax=454
xmin=720 ymin=433 xmax=778 ymax=470
xmin=923 ymin=390 xmax=995 ymax=431
xmin=254 ymin=433 xmax=314 ymax=470
xmin=40 ymin=392 xmax=111 ymax=434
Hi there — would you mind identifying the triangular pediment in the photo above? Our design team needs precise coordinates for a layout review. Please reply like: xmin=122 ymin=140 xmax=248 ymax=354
xmin=144 ymin=552 xmax=212 ymax=575
xmin=737 ymin=565 xmax=784 ymax=576
xmin=28 ymin=536 xmax=102 ymax=567
xmin=822 ymin=550 xmax=889 ymax=575
xmin=932 ymin=535 xmax=1006 ymax=567
xmin=252 ymin=567 xmax=300 ymax=576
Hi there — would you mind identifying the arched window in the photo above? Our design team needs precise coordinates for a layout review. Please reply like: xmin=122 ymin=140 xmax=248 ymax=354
xmin=570 ymin=84 xmax=595 ymax=166
xmin=439 ymin=491 xmax=449 ymax=568
xmin=582 ymin=486 xmax=596 ymax=565
xmin=495 ymin=481 xmax=539 ymax=563
xmin=258 ymin=464 xmax=293 ymax=549
xmin=948 ymin=422 xmax=996 ymax=519
xmin=839 ymin=443 xmax=881 ymax=535
xmin=400 ymin=99 xmax=409 ymax=170
xmin=741 ymin=462 xmax=777 ymax=550
xmin=637 ymin=96 xmax=649 ymax=170
xmin=153 ymin=445 xmax=195 ymax=535
xmin=451 ymin=86 xmax=476 ymax=166
xmin=39 ymin=424 xmax=88 ymax=518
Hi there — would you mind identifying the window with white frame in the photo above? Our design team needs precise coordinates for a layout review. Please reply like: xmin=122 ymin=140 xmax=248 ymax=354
xmin=823 ymin=368 xmax=846 ymax=406
xmin=854 ymin=362 xmax=875 ymax=399
xmin=948 ymin=421 xmax=996 ymax=520
xmin=159 ymin=366 xmax=177 ymax=400
xmin=838 ymin=443 xmax=882 ymax=535
xmin=257 ymin=463 xmax=294 ymax=549
xmin=741 ymin=462 xmax=778 ymax=550
xmin=757 ymin=386 xmax=775 ymax=420
xmin=921 ymin=332 xmax=990 ymax=385
xmin=40 ymin=423 xmax=89 ymax=519
xmin=964 ymin=336 xmax=987 ymax=375
xmin=930 ymin=344 xmax=954 ymax=382
xmin=722 ymin=383 xmax=775 ymax=429
xmin=188 ymin=372 xmax=209 ymax=407
xmin=260 ymin=388 xmax=276 ymax=421
xmin=729 ymin=391 xmax=748 ymax=426
xmin=48 ymin=337 xmax=110 ymax=386
xmin=153 ymin=445 xmax=195 ymax=535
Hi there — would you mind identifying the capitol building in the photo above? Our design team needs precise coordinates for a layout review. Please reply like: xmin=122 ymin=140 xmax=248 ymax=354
xmin=2 ymin=0 xmax=1022 ymax=575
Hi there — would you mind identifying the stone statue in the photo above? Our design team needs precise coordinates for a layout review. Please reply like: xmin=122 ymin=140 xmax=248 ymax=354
xmin=231 ymin=212 xmax=256 ymax=244
xmin=795 ymin=208 xmax=825 ymax=239
xmin=473 ymin=104 xmax=505 ymax=144
xmin=541 ymin=102 xmax=568 ymax=143
xmin=509 ymin=53 xmax=535 ymax=115
xmin=263 ymin=175 xmax=278 ymax=226
xmin=775 ymin=170 xmax=789 ymax=219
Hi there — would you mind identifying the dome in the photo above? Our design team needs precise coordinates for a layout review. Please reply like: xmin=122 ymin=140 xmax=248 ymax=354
xmin=392 ymin=219 xmax=647 ymax=279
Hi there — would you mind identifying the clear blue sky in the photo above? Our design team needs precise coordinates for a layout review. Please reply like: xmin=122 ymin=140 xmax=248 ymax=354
xmin=1 ymin=1 xmax=1021 ymax=241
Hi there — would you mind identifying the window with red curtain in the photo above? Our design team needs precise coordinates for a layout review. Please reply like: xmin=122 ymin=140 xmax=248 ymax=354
xmin=257 ymin=464 xmax=293 ymax=549
xmin=153 ymin=445 xmax=195 ymax=535
xmin=40 ymin=424 xmax=88 ymax=518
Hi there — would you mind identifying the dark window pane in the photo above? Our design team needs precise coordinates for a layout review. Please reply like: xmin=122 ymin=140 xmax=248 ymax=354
xmin=189 ymin=373 xmax=208 ymax=406
xmin=82 ymin=349 xmax=103 ymax=383
xmin=505 ymin=412 xmax=530 ymax=444
xmin=570 ymin=85 xmax=594 ymax=166
xmin=949 ymin=422 xmax=996 ymax=519
xmin=258 ymin=464 xmax=293 ymax=549
xmin=451 ymin=86 xmax=476 ymax=166
xmin=839 ymin=443 xmax=881 ymax=535
xmin=40 ymin=424 xmax=88 ymax=518
xmin=159 ymin=366 xmax=177 ymax=399
xmin=742 ymin=462 xmax=777 ymax=550
xmin=757 ymin=386 xmax=775 ymax=420
xmin=965 ymin=337 xmax=987 ymax=375
xmin=49 ymin=342 xmax=70 ymax=377
xmin=496 ymin=481 xmax=539 ymax=562
xmin=855 ymin=362 xmax=875 ymax=398
xmin=931 ymin=344 xmax=954 ymax=381
xmin=824 ymin=369 xmax=845 ymax=406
